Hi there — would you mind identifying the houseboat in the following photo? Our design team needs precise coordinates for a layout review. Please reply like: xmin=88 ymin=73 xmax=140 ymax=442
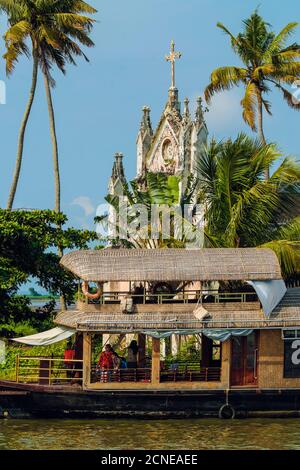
xmin=1 ymin=247 xmax=300 ymax=419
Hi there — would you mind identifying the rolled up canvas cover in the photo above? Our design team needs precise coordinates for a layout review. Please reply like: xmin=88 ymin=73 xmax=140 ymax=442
xmin=12 ymin=326 xmax=75 ymax=346
xmin=202 ymin=328 xmax=254 ymax=342
xmin=140 ymin=329 xmax=253 ymax=341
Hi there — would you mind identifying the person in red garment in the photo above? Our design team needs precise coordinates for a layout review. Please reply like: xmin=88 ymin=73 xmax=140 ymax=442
xmin=64 ymin=341 xmax=75 ymax=380
xmin=98 ymin=344 xmax=114 ymax=382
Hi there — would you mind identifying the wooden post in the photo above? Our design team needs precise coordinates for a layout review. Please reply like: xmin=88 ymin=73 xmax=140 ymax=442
xmin=151 ymin=337 xmax=161 ymax=385
xmin=48 ymin=358 xmax=52 ymax=386
xmin=15 ymin=354 xmax=19 ymax=383
xmin=221 ymin=339 xmax=231 ymax=389
xmin=83 ymin=332 xmax=92 ymax=389
xmin=201 ymin=335 xmax=212 ymax=368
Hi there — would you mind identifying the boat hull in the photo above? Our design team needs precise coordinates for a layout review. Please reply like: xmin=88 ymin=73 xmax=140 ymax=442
xmin=1 ymin=381 xmax=300 ymax=418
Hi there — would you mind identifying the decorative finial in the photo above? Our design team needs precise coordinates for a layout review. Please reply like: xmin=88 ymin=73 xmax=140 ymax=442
xmin=142 ymin=105 xmax=150 ymax=116
xmin=140 ymin=106 xmax=152 ymax=134
xmin=195 ymin=97 xmax=204 ymax=122
xmin=183 ymin=97 xmax=190 ymax=118
xmin=112 ymin=152 xmax=125 ymax=181
xmin=165 ymin=40 xmax=181 ymax=89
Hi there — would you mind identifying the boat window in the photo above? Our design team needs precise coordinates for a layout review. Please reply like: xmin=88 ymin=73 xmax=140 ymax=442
xmin=282 ymin=329 xmax=300 ymax=340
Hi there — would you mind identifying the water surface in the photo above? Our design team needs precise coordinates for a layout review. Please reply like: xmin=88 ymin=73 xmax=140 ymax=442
xmin=1 ymin=418 xmax=300 ymax=450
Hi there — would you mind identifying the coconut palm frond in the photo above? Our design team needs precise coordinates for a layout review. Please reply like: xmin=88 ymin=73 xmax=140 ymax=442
xmin=275 ymin=45 xmax=300 ymax=62
xmin=273 ymin=82 xmax=300 ymax=109
xmin=241 ymin=81 xmax=258 ymax=130
xmin=72 ymin=0 xmax=97 ymax=14
xmin=53 ymin=13 xmax=95 ymax=31
xmin=205 ymin=66 xmax=247 ymax=103
xmin=216 ymin=22 xmax=239 ymax=46
xmin=277 ymin=216 xmax=300 ymax=241
xmin=261 ymin=239 xmax=300 ymax=277
xmin=263 ymin=22 xmax=299 ymax=59
xmin=270 ymin=157 xmax=300 ymax=185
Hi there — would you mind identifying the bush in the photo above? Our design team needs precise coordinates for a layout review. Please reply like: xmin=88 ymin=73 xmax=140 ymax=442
xmin=0 ymin=341 xmax=67 ymax=381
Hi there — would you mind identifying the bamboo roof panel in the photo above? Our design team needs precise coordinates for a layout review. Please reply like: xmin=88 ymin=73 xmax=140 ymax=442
xmin=60 ymin=248 xmax=282 ymax=282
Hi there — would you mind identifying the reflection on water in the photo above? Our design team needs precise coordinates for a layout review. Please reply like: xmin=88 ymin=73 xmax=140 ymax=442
xmin=1 ymin=418 xmax=300 ymax=450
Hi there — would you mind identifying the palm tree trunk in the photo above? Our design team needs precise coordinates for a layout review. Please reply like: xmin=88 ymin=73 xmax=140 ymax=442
xmin=6 ymin=50 xmax=39 ymax=210
xmin=43 ymin=72 xmax=61 ymax=213
xmin=43 ymin=71 xmax=66 ymax=310
xmin=256 ymin=88 xmax=269 ymax=179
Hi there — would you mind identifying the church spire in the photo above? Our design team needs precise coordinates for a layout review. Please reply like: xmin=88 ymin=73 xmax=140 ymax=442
xmin=182 ymin=97 xmax=191 ymax=127
xmin=195 ymin=96 xmax=205 ymax=124
xmin=111 ymin=152 xmax=125 ymax=182
xmin=165 ymin=40 xmax=181 ymax=112
xmin=183 ymin=98 xmax=190 ymax=118
xmin=140 ymin=106 xmax=153 ymax=135
xmin=136 ymin=107 xmax=153 ymax=178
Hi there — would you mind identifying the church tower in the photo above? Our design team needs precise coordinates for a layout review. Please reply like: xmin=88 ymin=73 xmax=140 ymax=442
xmin=136 ymin=41 xmax=208 ymax=181
xmin=108 ymin=40 xmax=208 ymax=198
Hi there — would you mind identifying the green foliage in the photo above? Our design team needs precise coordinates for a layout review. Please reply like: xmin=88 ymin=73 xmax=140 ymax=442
xmin=0 ymin=209 xmax=97 ymax=337
xmin=91 ymin=334 xmax=103 ymax=365
xmin=198 ymin=134 xmax=300 ymax=277
xmin=163 ymin=337 xmax=202 ymax=368
xmin=28 ymin=287 xmax=40 ymax=296
xmin=97 ymin=172 xmax=203 ymax=249
xmin=0 ymin=342 xmax=66 ymax=380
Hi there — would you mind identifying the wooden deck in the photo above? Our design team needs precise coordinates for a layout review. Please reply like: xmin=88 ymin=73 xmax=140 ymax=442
xmin=0 ymin=379 xmax=82 ymax=394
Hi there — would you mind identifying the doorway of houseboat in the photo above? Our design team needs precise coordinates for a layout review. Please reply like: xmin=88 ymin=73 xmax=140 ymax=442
xmin=230 ymin=331 xmax=259 ymax=386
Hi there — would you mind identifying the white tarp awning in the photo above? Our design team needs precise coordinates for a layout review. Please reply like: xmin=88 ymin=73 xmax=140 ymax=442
xmin=247 ymin=279 xmax=287 ymax=318
xmin=12 ymin=326 xmax=75 ymax=346
xmin=137 ymin=329 xmax=253 ymax=341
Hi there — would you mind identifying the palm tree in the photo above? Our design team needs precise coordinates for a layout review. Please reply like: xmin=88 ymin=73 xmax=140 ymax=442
xmin=97 ymin=173 xmax=205 ymax=304
xmin=3 ymin=0 xmax=97 ymax=211
xmin=198 ymin=133 xmax=300 ymax=277
xmin=205 ymin=10 xmax=300 ymax=178
xmin=98 ymin=172 xmax=205 ymax=249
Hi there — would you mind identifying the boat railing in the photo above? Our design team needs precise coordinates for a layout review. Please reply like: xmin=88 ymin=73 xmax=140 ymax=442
xmin=160 ymin=366 xmax=221 ymax=382
xmin=15 ymin=355 xmax=83 ymax=386
xmin=87 ymin=290 xmax=257 ymax=305
xmin=89 ymin=363 xmax=221 ymax=384
xmin=90 ymin=366 xmax=151 ymax=384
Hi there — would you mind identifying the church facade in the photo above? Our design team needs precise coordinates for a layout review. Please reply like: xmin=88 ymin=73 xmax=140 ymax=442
xmin=108 ymin=41 xmax=208 ymax=199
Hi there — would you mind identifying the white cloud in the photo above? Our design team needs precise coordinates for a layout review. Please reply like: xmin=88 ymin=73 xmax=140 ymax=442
xmin=71 ymin=196 xmax=95 ymax=217
xmin=204 ymin=90 xmax=243 ymax=134
xmin=189 ymin=89 xmax=244 ymax=136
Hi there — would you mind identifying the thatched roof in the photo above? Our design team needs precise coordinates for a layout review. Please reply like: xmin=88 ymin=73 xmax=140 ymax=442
xmin=54 ymin=288 xmax=300 ymax=331
xmin=60 ymin=248 xmax=282 ymax=282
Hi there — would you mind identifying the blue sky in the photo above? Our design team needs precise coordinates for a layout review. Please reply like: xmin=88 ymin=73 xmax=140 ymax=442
xmin=1 ymin=0 xmax=299 ymax=231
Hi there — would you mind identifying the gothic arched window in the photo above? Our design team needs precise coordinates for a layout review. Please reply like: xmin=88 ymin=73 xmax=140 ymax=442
xmin=162 ymin=139 xmax=174 ymax=166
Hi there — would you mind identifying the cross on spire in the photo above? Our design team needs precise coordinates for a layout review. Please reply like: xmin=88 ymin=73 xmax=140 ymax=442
xmin=165 ymin=40 xmax=181 ymax=89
